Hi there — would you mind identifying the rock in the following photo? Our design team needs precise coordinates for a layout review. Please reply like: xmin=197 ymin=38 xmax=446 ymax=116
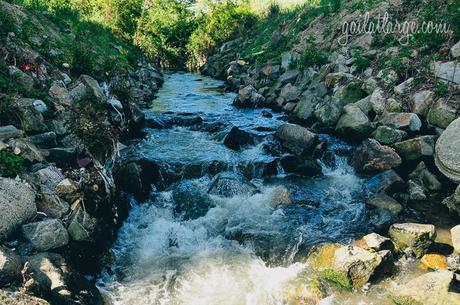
xmin=407 ymin=180 xmax=427 ymax=201
xmin=427 ymin=98 xmax=457 ymax=128
xmin=208 ymin=172 xmax=257 ymax=197
xmin=46 ymin=147 xmax=77 ymax=167
xmin=7 ymin=138 xmax=44 ymax=163
xmin=32 ymin=166 xmax=64 ymax=190
xmin=356 ymin=233 xmax=394 ymax=252
xmin=0 ymin=178 xmax=36 ymax=241
xmin=336 ymin=105 xmax=372 ymax=137
xmin=14 ymin=98 xmax=48 ymax=133
xmin=279 ymin=69 xmax=299 ymax=85
xmin=0 ymin=141 xmax=6 ymax=151
xmin=394 ymin=77 xmax=414 ymax=95
xmin=452 ymin=41 xmax=460 ymax=58
xmin=69 ymin=82 xmax=87 ymax=103
xmin=372 ymin=126 xmax=407 ymax=145
xmin=67 ymin=206 xmax=97 ymax=242
xmin=388 ymin=223 xmax=436 ymax=257
xmin=452 ymin=225 xmax=460 ymax=253
xmin=172 ymin=180 xmax=214 ymax=220
xmin=55 ymin=178 xmax=79 ymax=200
xmin=281 ymin=52 xmax=299 ymax=70
xmin=79 ymin=75 xmax=106 ymax=101
xmin=268 ymin=187 xmax=292 ymax=206
xmin=435 ymin=117 xmax=460 ymax=182
xmin=280 ymin=83 xmax=300 ymax=102
xmin=350 ymin=138 xmax=401 ymax=174
xmin=419 ymin=254 xmax=448 ymax=271
xmin=22 ymin=219 xmax=69 ymax=251
xmin=223 ymin=127 xmax=254 ymax=150
xmin=282 ymin=102 xmax=296 ymax=112
xmin=411 ymin=90 xmax=434 ymax=116
xmin=48 ymin=84 xmax=72 ymax=106
xmin=431 ymin=61 xmax=460 ymax=84
xmin=442 ymin=185 xmax=460 ymax=215
xmin=108 ymin=98 xmax=123 ymax=111
xmin=37 ymin=191 xmax=69 ymax=219
xmin=314 ymin=96 xmax=343 ymax=127
xmin=394 ymin=135 xmax=436 ymax=160
xmin=8 ymin=66 xmax=34 ymax=92
xmin=408 ymin=162 xmax=442 ymax=192
xmin=324 ymin=72 xmax=348 ymax=88
xmin=233 ymin=85 xmax=265 ymax=108
xmin=0 ymin=246 xmax=21 ymax=287
xmin=26 ymin=253 xmax=103 ymax=305
xmin=275 ymin=124 xmax=318 ymax=156
xmin=280 ymin=156 xmax=322 ymax=177
xmin=369 ymin=88 xmax=386 ymax=114
xmin=363 ymin=170 xmax=404 ymax=197
xmin=0 ymin=126 xmax=24 ymax=142
xmin=0 ymin=290 xmax=50 ymax=305
xmin=293 ymin=93 xmax=320 ymax=121
xmin=379 ymin=112 xmax=422 ymax=132
xmin=32 ymin=100 xmax=48 ymax=113
xmin=260 ymin=64 xmax=280 ymax=80
xmin=361 ymin=78 xmax=378 ymax=94
xmin=366 ymin=193 xmax=403 ymax=216
xmin=28 ymin=132 xmax=57 ymax=148
xmin=391 ymin=271 xmax=460 ymax=305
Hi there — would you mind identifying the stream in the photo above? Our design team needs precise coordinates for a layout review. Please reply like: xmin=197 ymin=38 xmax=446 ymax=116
xmin=97 ymin=72 xmax=390 ymax=305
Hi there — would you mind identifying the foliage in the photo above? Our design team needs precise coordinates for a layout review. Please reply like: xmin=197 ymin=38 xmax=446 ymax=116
xmin=294 ymin=35 xmax=328 ymax=70
xmin=0 ymin=151 xmax=25 ymax=177
xmin=435 ymin=81 xmax=448 ymax=96
xmin=352 ymin=50 xmax=370 ymax=72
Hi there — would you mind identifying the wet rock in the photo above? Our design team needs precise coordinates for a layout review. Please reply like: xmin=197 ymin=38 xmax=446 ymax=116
xmin=0 ymin=126 xmax=24 ymax=142
xmin=280 ymin=156 xmax=322 ymax=177
xmin=336 ymin=104 xmax=372 ymax=138
xmin=372 ymin=126 xmax=407 ymax=145
xmin=366 ymin=193 xmax=403 ymax=216
xmin=0 ymin=178 xmax=37 ymax=241
xmin=208 ymin=172 xmax=257 ymax=197
xmin=431 ymin=61 xmax=460 ymax=84
xmin=427 ymin=98 xmax=457 ymax=128
xmin=25 ymin=252 xmax=103 ymax=305
xmin=391 ymin=271 xmax=460 ymax=305
xmin=268 ymin=187 xmax=292 ymax=206
xmin=350 ymin=138 xmax=401 ymax=174
xmin=79 ymin=75 xmax=106 ymax=101
xmin=435 ymin=117 xmax=460 ymax=182
xmin=419 ymin=254 xmax=448 ymax=271
xmin=22 ymin=219 xmax=69 ymax=251
xmin=233 ymin=85 xmax=265 ymax=108
xmin=388 ymin=223 xmax=436 ymax=257
xmin=411 ymin=90 xmax=434 ymax=117
xmin=172 ymin=180 xmax=214 ymax=220
xmin=452 ymin=225 xmax=460 ymax=253
xmin=363 ymin=170 xmax=404 ymax=196
xmin=223 ymin=127 xmax=254 ymax=150
xmin=356 ymin=233 xmax=394 ymax=252
xmin=379 ymin=112 xmax=422 ymax=132
xmin=0 ymin=290 xmax=50 ymax=305
xmin=172 ymin=115 xmax=203 ymax=127
xmin=394 ymin=135 xmax=436 ymax=160
xmin=0 ymin=246 xmax=22 ymax=287
xmin=67 ymin=206 xmax=97 ymax=242
xmin=275 ymin=124 xmax=317 ymax=156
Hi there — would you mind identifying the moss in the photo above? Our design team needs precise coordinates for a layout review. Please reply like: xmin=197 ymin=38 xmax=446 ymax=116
xmin=342 ymin=82 xmax=366 ymax=104
xmin=391 ymin=295 xmax=424 ymax=305
xmin=320 ymin=269 xmax=353 ymax=291
xmin=0 ymin=151 xmax=25 ymax=177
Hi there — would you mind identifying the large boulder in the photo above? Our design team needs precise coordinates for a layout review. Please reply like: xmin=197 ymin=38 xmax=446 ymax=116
xmin=223 ymin=127 xmax=254 ymax=150
xmin=350 ymin=138 xmax=401 ymax=174
xmin=427 ymin=98 xmax=458 ymax=128
xmin=336 ymin=105 xmax=372 ymax=137
xmin=14 ymin=98 xmax=48 ymax=133
xmin=22 ymin=219 xmax=69 ymax=251
xmin=0 ymin=126 xmax=24 ymax=142
xmin=394 ymin=135 xmax=436 ymax=160
xmin=0 ymin=290 xmax=50 ymax=305
xmin=388 ymin=223 xmax=436 ymax=257
xmin=372 ymin=126 xmax=407 ymax=145
xmin=293 ymin=93 xmax=320 ymax=121
xmin=79 ymin=75 xmax=106 ymax=101
xmin=233 ymin=85 xmax=265 ymax=108
xmin=275 ymin=124 xmax=318 ymax=156
xmin=379 ymin=112 xmax=422 ymax=132
xmin=0 ymin=246 xmax=22 ymax=287
xmin=0 ymin=178 xmax=37 ymax=241
xmin=435 ymin=117 xmax=460 ymax=182
xmin=366 ymin=193 xmax=403 ymax=216
xmin=391 ymin=271 xmax=460 ymax=305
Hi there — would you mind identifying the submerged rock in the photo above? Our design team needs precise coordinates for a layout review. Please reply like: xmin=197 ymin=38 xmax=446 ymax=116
xmin=388 ymin=223 xmax=436 ymax=257
xmin=208 ymin=172 xmax=257 ymax=197
xmin=435 ymin=117 xmax=460 ymax=182
xmin=172 ymin=180 xmax=214 ymax=220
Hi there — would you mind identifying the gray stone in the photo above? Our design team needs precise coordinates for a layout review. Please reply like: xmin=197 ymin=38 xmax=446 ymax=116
xmin=379 ymin=112 xmax=422 ymax=131
xmin=452 ymin=41 xmax=460 ymax=58
xmin=366 ymin=193 xmax=403 ymax=216
xmin=314 ymin=96 xmax=343 ymax=127
xmin=359 ymin=233 xmax=394 ymax=252
xmin=49 ymin=84 xmax=71 ymax=106
xmin=394 ymin=135 xmax=436 ymax=160
xmin=394 ymin=77 xmax=414 ymax=95
xmin=279 ymin=83 xmax=300 ymax=102
xmin=0 ymin=178 xmax=36 ymax=241
xmin=279 ymin=69 xmax=299 ymax=85
xmin=372 ymin=126 xmax=407 ymax=145
xmin=363 ymin=170 xmax=404 ymax=197
xmin=451 ymin=225 xmax=460 ymax=253
xmin=7 ymin=138 xmax=44 ymax=163
xmin=233 ymin=85 xmax=265 ymax=108
xmin=408 ymin=161 xmax=442 ymax=192
xmin=79 ymin=75 xmax=106 ymax=101
xmin=293 ymin=93 xmax=320 ymax=121
xmin=0 ymin=126 xmax=24 ymax=141
xmin=0 ymin=290 xmax=50 ymax=305
xmin=431 ymin=61 xmax=460 ymax=84
xmin=412 ymin=90 xmax=434 ymax=117
xmin=442 ymin=185 xmax=460 ymax=215
xmin=27 ymin=132 xmax=57 ymax=148
xmin=67 ymin=207 xmax=97 ymax=242
xmin=388 ymin=223 xmax=436 ymax=257
xmin=336 ymin=104 xmax=372 ymax=137
xmin=32 ymin=166 xmax=65 ymax=190
xmin=8 ymin=66 xmax=34 ymax=92
xmin=407 ymin=179 xmax=427 ymax=201
xmin=22 ymin=219 xmax=69 ymax=251
xmin=69 ymin=82 xmax=87 ymax=103
xmin=427 ymin=98 xmax=457 ymax=128
xmin=37 ymin=190 xmax=70 ymax=219
xmin=208 ymin=172 xmax=257 ymax=197
xmin=350 ymin=138 xmax=402 ymax=173
xmin=0 ymin=246 xmax=21 ymax=287
xmin=32 ymin=100 xmax=48 ymax=113
xmin=435 ymin=118 xmax=460 ymax=182
xmin=14 ymin=98 xmax=48 ymax=133
xmin=274 ymin=123 xmax=317 ymax=156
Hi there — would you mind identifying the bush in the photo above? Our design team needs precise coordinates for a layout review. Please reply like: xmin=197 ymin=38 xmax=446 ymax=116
xmin=0 ymin=151 xmax=24 ymax=177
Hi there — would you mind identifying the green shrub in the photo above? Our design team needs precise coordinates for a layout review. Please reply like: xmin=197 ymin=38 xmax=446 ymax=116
xmin=435 ymin=81 xmax=448 ymax=96
xmin=294 ymin=36 xmax=328 ymax=69
xmin=0 ymin=151 xmax=25 ymax=177
xmin=353 ymin=51 xmax=370 ymax=72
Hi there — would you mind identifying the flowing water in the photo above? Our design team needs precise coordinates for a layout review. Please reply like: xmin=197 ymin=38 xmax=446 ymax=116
xmin=97 ymin=73 xmax=392 ymax=305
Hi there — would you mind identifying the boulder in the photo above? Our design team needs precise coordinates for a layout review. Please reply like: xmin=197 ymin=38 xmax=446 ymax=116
xmin=260 ymin=64 xmax=280 ymax=80
xmin=7 ymin=138 xmax=45 ymax=163
xmin=427 ymin=98 xmax=457 ymax=128
xmin=366 ymin=193 xmax=403 ymax=216
xmin=0 ymin=246 xmax=22 ymax=287
xmin=208 ymin=172 xmax=257 ymax=197
xmin=14 ymin=98 xmax=48 ymax=133
xmin=274 ymin=124 xmax=317 ymax=156
xmin=431 ymin=61 xmax=460 ymax=84
xmin=435 ymin=117 xmax=460 ymax=182
xmin=0 ymin=290 xmax=50 ymax=305
xmin=0 ymin=126 xmax=24 ymax=142
xmin=442 ymin=185 xmax=460 ymax=215
xmin=55 ymin=178 xmax=79 ymax=201
xmin=279 ymin=69 xmax=299 ymax=85
xmin=363 ymin=170 xmax=404 ymax=197
xmin=22 ymin=219 xmax=69 ymax=251
xmin=407 ymin=180 xmax=427 ymax=201
xmin=372 ymin=126 xmax=407 ymax=145
xmin=8 ymin=66 xmax=34 ymax=92
xmin=293 ymin=93 xmax=320 ymax=121
xmin=37 ymin=191 xmax=69 ymax=219
xmin=394 ymin=77 xmax=414 ymax=95
xmin=68 ymin=82 xmax=87 ymax=103
xmin=356 ymin=233 xmax=394 ymax=252
xmin=0 ymin=178 xmax=36 ymax=241
xmin=408 ymin=162 xmax=442 ymax=192
xmin=79 ymin=75 xmax=106 ymax=101
xmin=336 ymin=105 xmax=372 ymax=137
xmin=419 ymin=254 xmax=448 ymax=271
xmin=280 ymin=156 xmax=322 ymax=177
xmin=28 ymin=132 xmax=57 ymax=148
xmin=279 ymin=83 xmax=300 ymax=102
xmin=313 ymin=97 xmax=343 ymax=127
xmin=369 ymin=88 xmax=386 ymax=114
xmin=391 ymin=271 xmax=460 ymax=305
xmin=411 ymin=90 xmax=434 ymax=117
xmin=32 ymin=166 xmax=64 ymax=190
xmin=388 ymin=223 xmax=436 ymax=257
xmin=394 ymin=135 xmax=436 ymax=160
xmin=452 ymin=41 xmax=460 ymax=58
xmin=350 ymin=138 xmax=401 ymax=174
xmin=268 ymin=187 xmax=292 ymax=207
xmin=223 ymin=127 xmax=254 ymax=150
xmin=233 ymin=85 xmax=265 ymax=108
xmin=172 ymin=180 xmax=214 ymax=220
xmin=379 ymin=112 xmax=422 ymax=132
xmin=49 ymin=84 xmax=72 ymax=106
xmin=452 ymin=225 xmax=460 ymax=253
xmin=67 ymin=207 xmax=97 ymax=242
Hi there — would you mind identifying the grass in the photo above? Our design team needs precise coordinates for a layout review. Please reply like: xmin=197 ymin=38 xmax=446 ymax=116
xmin=0 ymin=151 xmax=25 ymax=176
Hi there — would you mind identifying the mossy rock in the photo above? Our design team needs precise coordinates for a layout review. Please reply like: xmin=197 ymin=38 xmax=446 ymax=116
xmin=391 ymin=295 xmax=424 ymax=305
xmin=320 ymin=269 xmax=352 ymax=291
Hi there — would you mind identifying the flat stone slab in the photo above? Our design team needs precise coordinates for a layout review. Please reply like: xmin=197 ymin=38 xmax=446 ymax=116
xmin=435 ymin=117 xmax=460 ymax=182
